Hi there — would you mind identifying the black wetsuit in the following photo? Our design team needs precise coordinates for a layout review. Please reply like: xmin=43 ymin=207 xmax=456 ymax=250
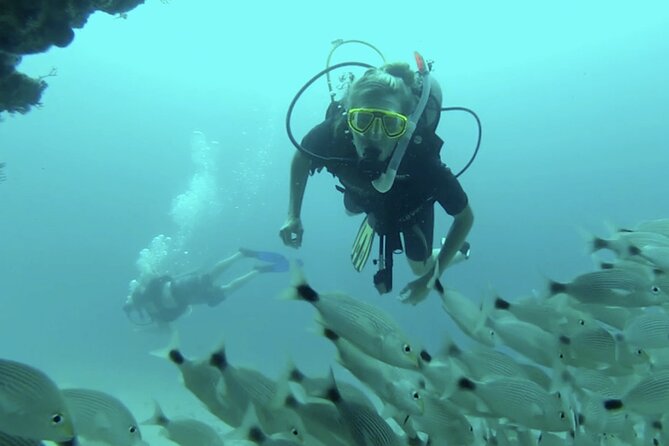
xmin=302 ymin=118 xmax=468 ymax=261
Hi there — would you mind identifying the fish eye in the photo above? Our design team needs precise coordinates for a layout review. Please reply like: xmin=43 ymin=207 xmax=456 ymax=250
xmin=51 ymin=413 xmax=64 ymax=425
xmin=579 ymin=319 xmax=586 ymax=326
xmin=411 ymin=391 xmax=420 ymax=400
xmin=402 ymin=344 xmax=412 ymax=354
xmin=651 ymin=285 xmax=661 ymax=294
xmin=291 ymin=428 xmax=299 ymax=437
xmin=129 ymin=425 xmax=137 ymax=434
xmin=559 ymin=411 xmax=566 ymax=419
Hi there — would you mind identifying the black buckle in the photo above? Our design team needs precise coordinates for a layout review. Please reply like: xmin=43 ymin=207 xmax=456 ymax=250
xmin=373 ymin=234 xmax=394 ymax=294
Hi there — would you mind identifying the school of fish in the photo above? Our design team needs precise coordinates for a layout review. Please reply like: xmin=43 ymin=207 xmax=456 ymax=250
xmin=3 ymin=217 xmax=669 ymax=445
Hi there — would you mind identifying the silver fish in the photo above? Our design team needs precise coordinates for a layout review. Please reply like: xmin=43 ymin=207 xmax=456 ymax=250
xmin=549 ymin=266 xmax=666 ymax=307
xmin=274 ymin=379 xmax=352 ymax=446
xmin=285 ymin=272 xmax=419 ymax=369
xmin=591 ymin=230 xmax=669 ymax=256
xmin=448 ymin=341 xmax=550 ymax=389
xmin=322 ymin=327 xmax=424 ymax=417
xmin=284 ymin=358 xmax=375 ymax=409
xmin=0 ymin=431 xmax=45 ymax=446
xmin=209 ymin=344 xmax=300 ymax=436
xmin=405 ymin=393 xmax=476 ymax=445
xmin=456 ymin=376 xmax=571 ymax=432
xmin=631 ymin=245 xmax=669 ymax=272
xmin=0 ymin=359 xmax=76 ymax=443
xmin=435 ymin=282 xmax=495 ymax=347
xmin=631 ymin=219 xmax=669 ymax=238
xmin=160 ymin=347 xmax=238 ymax=426
xmin=235 ymin=403 xmax=303 ymax=446
xmin=621 ymin=310 xmax=669 ymax=349
xmin=322 ymin=369 xmax=402 ymax=446
xmin=142 ymin=401 xmax=224 ymax=446
xmin=604 ymin=369 xmax=669 ymax=415
xmin=485 ymin=315 xmax=564 ymax=368
xmin=63 ymin=388 xmax=145 ymax=446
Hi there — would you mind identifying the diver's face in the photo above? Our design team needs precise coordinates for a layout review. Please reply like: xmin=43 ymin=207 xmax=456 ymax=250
xmin=349 ymin=95 xmax=404 ymax=162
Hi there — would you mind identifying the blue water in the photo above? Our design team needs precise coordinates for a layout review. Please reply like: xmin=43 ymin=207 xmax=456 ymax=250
xmin=1 ymin=0 xmax=668 ymax=398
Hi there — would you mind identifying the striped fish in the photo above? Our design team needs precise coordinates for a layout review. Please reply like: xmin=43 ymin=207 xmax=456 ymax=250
xmin=604 ymin=369 xmax=669 ymax=415
xmin=285 ymin=271 xmax=419 ymax=370
xmin=0 ymin=431 xmax=45 ymax=446
xmin=548 ymin=266 xmax=666 ymax=307
xmin=63 ymin=388 xmax=145 ymax=446
xmin=209 ymin=344 xmax=301 ymax=436
xmin=0 ymin=359 xmax=76 ymax=444
xmin=142 ymin=401 xmax=224 ymax=446
xmin=323 ymin=369 xmax=402 ymax=446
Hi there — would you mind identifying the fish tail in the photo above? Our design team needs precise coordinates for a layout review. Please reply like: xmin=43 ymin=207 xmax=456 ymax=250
xmin=457 ymin=377 xmax=477 ymax=391
xmin=274 ymin=362 xmax=303 ymax=411
xmin=549 ymin=280 xmax=569 ymax=296
xmin=322 ymin=326 xmax=340 ymax=342
xmin=280 ymin=262 xmax=319 ymax=302
xmin=238 ymin=404 xmax=267 ymax=443
xmin=494 ymin=296 xmax=511 ymax=310
xmin=167 ymin=349 xmax=185 ymax=365
xmin=142 ymin=400 xmax=169 ymax=426
xmin=324 ymin=367 xmax=342 ymax=404
xmin=209 ymin=342 xmax=228 ymax=371
xmin=249 ymin=427 xmax=267 ymax=443
xmin=434 ymin=278 xmax=445 ymax=294
xmin=295 ymin=283 xmax=319 ymax=302
xmin=603 ymin=399 xmax=624 ymax=411
xmin=284 ymin=357 xmax=305 ymax=384
xmin=591 ymin=236 xmax=609 ymax=252
xmin=150 ymin=330 xmax=182 ymax=362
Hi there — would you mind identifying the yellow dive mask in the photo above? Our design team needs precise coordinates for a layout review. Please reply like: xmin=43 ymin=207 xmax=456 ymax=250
xmin=347 ymin=108 xmax=409 ymax=138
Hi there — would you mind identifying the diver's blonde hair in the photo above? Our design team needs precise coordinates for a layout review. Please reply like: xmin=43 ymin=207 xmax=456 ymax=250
xmin=333 ymin=63 xmax=418 ymax=136
xmin=344 ymin=62 xmax=418 ymax=114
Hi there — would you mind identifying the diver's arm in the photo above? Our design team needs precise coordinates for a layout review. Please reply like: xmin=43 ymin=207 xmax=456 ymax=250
xmin=280 ymin=151 xmax=311 ymax=248
xmin=287 ymin=151 xmax=311 ymax=219
xmin=434 ymin=204 xmax=474 ymax=277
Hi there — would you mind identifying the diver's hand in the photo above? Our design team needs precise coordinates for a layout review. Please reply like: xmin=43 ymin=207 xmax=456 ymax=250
xmin=399 ymin=273 xmax=433 ymax=306
xmin=279 ymin=217 xmax=304 ymax=248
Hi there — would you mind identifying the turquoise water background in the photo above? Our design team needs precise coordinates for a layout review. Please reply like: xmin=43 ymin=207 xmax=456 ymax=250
xmin=1 ymin=0 xmax=668 ymax=402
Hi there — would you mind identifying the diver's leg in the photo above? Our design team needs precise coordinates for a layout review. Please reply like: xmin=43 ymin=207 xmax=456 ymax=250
xmin=208 ymin=251 xmax=244 ymax=281
xmin=219 ymin=269 xmax=260 ymax=295
xmin=404 ymin=207 xmax=435 ymax=276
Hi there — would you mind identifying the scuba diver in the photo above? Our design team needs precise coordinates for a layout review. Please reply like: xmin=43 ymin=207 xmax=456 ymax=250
xmin=123 ymin=248 xmax=289 ymax=326
xmin=280 ymin=41 xmax=480 ymax=304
